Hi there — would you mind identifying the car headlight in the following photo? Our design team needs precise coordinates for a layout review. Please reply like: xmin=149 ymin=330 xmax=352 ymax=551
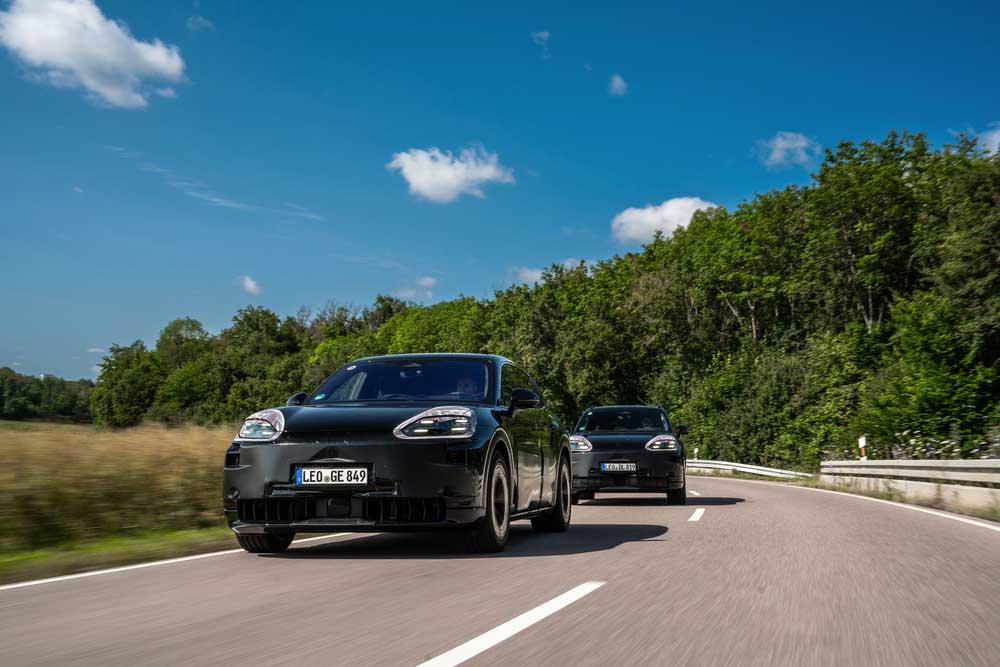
xmin=236 ymin=409 xmax=285 ymax=441
xmin=393 ymin=406 xmax=477 ymax=440
xmin=569 ymin=435 xmax=593 ymax=452
xmin=646 ymin=434 xmax=679 ymax=451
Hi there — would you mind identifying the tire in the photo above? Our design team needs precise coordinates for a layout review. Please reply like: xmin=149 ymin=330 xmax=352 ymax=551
xmin=532 ymin=455 xmax=572 ymax=532
xmin=236 ymin=532 xmax=294 ymax=553
xmin=666 ymin=482 xmax=687 ymax=505
xmin=468 ymin=450 xmax=511 ymax=553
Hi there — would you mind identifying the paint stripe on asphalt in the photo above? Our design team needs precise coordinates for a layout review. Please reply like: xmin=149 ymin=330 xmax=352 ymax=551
xmin=0 ymin=533 xmax=353 ymax=592
xmin=416 ymin=581 xmax=606 ymax=667
xmin=688 ymin=508 xmax=705 ymax=522
xmin=714 ymin=477 xmax=1000 ymax=534
xmin=689 ymin=490 xmax=702 ymax=496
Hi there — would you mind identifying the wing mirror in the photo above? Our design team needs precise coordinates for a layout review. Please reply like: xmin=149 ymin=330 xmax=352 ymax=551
xmin=675 ymin=424 xmax=690 ymax=436
xmin=286 ymin=391 xmax=308 ymax=406
xmin=509 ymin=388 xmax=541 ymax=412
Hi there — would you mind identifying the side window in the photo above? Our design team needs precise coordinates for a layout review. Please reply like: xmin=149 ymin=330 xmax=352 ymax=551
xmin=500 ymin=364 xmax=541 ymax=407
xmin=500 ymin=364 xmax=516 ymax=406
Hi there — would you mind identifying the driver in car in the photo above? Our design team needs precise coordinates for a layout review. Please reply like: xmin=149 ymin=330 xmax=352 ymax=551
xmin=455 ymin=374 xmax=481 ymax=398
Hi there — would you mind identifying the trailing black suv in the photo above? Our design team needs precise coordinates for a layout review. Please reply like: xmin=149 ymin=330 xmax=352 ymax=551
xmin=569 ymin=405 xmax=687 ymax=504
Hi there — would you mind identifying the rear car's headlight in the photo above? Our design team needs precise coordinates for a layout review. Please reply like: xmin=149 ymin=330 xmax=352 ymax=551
xmin=394 ymin=406 xmax=477 ymax=440
xmin=645 ymin=434 xmax=679 ymax=451
xmin=236 ymin=409 xmax=285 ymax=441
xmin=569 ymin=435 xmax=593 ymax=452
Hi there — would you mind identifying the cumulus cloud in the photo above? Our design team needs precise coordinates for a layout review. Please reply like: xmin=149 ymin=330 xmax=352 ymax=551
xmin=0 ymin=0 xmax=185 ymax=109
xmin=387 ymin=146 xmax=514 ymax=203
xmin=978 ymin=122 xmax=1000 ymax=154
xmin=415 ymin=276 xmax=438 ymax=289
xmin=608 ymin=73 xmax=628 ymax=96
xmin=186 ymin=15 xmax=213 ymax=33
xmin=612 ymin=196 xmax=717 ymax=243
xmin=758 ymin=131 xmax=821 ymax=169
xmin=241 ymin=275 xmax=261 ymax=296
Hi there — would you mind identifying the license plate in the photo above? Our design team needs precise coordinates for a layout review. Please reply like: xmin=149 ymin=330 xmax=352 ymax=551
xmin=295 ymin=467 xmax=368 ymax=485
xmin=601 ymin=462 xmax=637 ymax=472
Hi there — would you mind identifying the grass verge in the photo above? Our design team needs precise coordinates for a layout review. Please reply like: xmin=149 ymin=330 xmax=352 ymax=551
xmin=0 ymin=527 xmax=238 ymax=586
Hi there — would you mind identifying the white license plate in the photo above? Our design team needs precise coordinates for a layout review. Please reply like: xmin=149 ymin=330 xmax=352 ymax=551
xmin=295 ymin=467 xmax=368 ymax=485
xmin=601 ymin=462 xmax=637 ymax=472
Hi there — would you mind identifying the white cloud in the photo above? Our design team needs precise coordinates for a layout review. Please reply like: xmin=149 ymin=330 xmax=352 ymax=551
xmin=416 ymin=276 xmax=438 ymax=289
xmin=758 ymin=131 xmax=821 ymax=169
xmin=612 ymin=196 xmax=717 ymax=243
xmin=979 ymin=122 xmax=1000 ymax=154
xmin=608 ymin=73 xmax=628 ymax=96
xmin=530 ymin=30 xmax=550 ymax=58
xmin=387 ymin=146 xmax=514 ymax=203
xmin=0 ymin=0 xmax=185 ymax=109
xmin=87 ymin=347 xmax=105 ymax=353
xmin=515 ymin=267 xmax=545 ymax=284
xmin=155 ymin=87 xmax=176 ymax=98
xmin=186 ymin=15 xmax=213 ymax=33
xmin=241 ymin=275 xmax=261 ymax=296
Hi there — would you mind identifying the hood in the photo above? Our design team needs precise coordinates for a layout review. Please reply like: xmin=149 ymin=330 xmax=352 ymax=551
xmin=277 ymin=402 xmax=475 ymax=437
xmin=580 ymin=431 xmax=666 ymax=451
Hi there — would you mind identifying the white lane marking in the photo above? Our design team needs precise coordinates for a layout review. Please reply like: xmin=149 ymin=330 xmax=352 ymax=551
xmin=689 ymin=490 xmax=702 ymax=496
xmin=711 ymin=477 xmax=1000 ymax=534
xmin=416 ymin=581 xmax=606 ymax=667
xmin=688 ymin=508 xmax=705 ymax=522
xmin=0 ymin=533 xmax=357 ymax=593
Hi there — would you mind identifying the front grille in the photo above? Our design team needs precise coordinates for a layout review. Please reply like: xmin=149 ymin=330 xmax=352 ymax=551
xmin=238 ymin=498 xmax=314 ymax=522
xmin=362 ymin=497 xmax=445 ymax=523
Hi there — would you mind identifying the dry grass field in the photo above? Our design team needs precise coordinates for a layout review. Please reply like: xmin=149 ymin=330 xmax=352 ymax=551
xmin=0 ymin=421 xmax=235 ymax=554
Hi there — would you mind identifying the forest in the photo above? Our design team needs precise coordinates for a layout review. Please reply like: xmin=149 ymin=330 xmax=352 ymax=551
xmin=13 ymin=131 xmax=998 ymax=469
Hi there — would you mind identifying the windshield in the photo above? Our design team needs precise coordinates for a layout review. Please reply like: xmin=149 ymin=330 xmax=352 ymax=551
xmin=310 ymin=359 xmax=491 ymax=403
xmin=576 ymin=407 xmax=667 ymax=432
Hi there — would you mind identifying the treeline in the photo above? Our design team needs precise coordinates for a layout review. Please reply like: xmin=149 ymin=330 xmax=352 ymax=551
xmin=90 ymin=132 xmax=1000 ymax=468
xmin=0 ymin=368 xmax=93 ymax=422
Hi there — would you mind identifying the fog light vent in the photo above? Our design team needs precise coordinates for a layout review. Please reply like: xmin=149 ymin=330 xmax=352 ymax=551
xmin=225 ymin=444 xmax=241 ymax=467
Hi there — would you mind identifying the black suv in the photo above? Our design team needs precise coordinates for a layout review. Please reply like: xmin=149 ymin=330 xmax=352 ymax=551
xmin=569 ymin=405 xmax=687 ymax=504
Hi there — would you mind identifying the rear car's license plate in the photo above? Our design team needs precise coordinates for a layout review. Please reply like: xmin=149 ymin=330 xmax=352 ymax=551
xmin=601 ymin=462 xmax=637 ymax=472
xmin=295 ymin=467 xmax=368 ymax=485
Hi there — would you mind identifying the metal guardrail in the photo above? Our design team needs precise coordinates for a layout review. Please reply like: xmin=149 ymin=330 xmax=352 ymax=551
xmin=686 ymin=460 xmax=812 ymax=479
xmin=820 ymin=459 xmax=1000 ymax=486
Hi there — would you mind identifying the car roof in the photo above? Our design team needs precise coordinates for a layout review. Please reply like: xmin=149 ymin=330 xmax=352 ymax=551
xmin=350 ymin=352 xmax=513 ymax=365
xmin=585 ymin=405 xmax=664 ymax=412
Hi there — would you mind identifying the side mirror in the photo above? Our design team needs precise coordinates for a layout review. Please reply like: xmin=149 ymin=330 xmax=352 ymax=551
xmin=509 ymin=387 xmax=541 ymax=411
xmin=676 ymin=424 xmax=690 ymax=436
xmin=286 ymin=392 xmax=308 ymax=406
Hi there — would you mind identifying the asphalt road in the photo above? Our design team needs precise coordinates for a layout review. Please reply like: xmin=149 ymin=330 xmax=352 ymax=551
xmin=2 ymin=477 xmax=998 ymax=666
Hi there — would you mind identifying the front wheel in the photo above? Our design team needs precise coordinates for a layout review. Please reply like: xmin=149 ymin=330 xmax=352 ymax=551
xmin=532 ymin=455 xmax=572 ymax=532
xmin=467 ymin=451 xmax=510 ymax=553
xmin=666 ymin=482 xmax=687 ymax=505
xmin=236 ymin=532 xmax=293 ymax=553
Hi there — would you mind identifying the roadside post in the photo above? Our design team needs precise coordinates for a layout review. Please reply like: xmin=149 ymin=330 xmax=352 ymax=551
xmin=858 ymin=436 xmax=867 ymax=461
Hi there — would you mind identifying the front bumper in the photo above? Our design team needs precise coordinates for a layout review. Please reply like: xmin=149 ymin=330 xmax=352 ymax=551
xmin=571 ymin=450 xmax=685 ymax=492
xmin=223 ymin=439 xmax=487 ymax=533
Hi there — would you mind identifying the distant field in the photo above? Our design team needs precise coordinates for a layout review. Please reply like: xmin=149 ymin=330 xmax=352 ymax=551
xmin=0 ymin=421 xmax=235 ymax=554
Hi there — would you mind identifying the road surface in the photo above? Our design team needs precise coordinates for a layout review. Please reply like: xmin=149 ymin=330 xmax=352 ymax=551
xmin=2 ymin=477 xmax=998 ymax=666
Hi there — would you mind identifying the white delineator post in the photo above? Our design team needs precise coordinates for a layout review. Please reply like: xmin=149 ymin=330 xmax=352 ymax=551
xmin=693 ymin=447 xmax=699 ymax=460
xmin=858 ymin=436 xmax=867 ymax=461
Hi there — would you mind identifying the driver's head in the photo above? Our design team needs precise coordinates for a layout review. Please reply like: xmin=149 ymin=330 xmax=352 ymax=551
xmin=456 ymin=375 xmax=480 ymax=395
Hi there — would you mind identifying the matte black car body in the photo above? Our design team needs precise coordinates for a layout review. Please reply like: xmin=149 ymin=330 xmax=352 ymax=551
xmin=570 ymin=405 xmax=687 ymax=504
xmin=223 ymin=354 xmax=573 ymax=552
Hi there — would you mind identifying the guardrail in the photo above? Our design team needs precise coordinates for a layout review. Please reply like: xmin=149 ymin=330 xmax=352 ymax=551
xmin=820 ymin=459 xmax=1000 ymax=512
xmin=686 ymin=460 xmax=812 ymax=479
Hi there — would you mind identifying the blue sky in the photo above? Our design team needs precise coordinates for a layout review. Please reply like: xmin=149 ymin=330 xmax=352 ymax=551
xmin=1 ymin=0 xmax=998 ymax=380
